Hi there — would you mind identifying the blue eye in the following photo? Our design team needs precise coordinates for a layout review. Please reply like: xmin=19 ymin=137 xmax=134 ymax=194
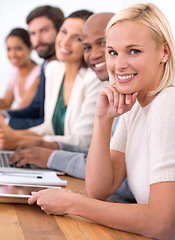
xmin=129 ymin=49 xmax=141 ymax=55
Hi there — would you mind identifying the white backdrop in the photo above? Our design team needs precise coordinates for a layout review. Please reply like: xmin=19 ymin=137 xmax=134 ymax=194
xmin=0 ymin=0 xmax=175 ymax=97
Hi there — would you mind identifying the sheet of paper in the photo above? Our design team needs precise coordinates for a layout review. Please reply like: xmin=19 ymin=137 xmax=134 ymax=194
xmin=0 ymin=172 xmax=67 ymax=186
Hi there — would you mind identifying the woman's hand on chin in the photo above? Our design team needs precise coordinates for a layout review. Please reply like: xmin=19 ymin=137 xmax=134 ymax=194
xmin=96 ymin=85 xmax=138 ymax=119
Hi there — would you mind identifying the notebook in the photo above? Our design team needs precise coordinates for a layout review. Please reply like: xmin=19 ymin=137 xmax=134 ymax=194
xmin=0 ymin=172 xmax=67 ymax=186
xmin=0 ymin=150 xmax=65 ymax=175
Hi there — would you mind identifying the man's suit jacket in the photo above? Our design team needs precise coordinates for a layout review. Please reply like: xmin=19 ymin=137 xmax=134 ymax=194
xmin=7 ymin=62 xmax=46 ymax=129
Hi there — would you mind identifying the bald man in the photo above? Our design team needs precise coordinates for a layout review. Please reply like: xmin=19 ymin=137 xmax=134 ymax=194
xmin=83 ymin=12 xmax=114 ymax=81
xmin=9 ymin=13 xmax=136 ymax=203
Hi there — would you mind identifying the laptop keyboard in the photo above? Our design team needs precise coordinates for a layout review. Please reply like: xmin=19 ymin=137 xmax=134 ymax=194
xmin=0 ymin=151 xmax=14 ymax=167
xmin=0 ymin=151 xmax=64 ymax=174
xmin=0 ymin=151 xmax=31 ymax=168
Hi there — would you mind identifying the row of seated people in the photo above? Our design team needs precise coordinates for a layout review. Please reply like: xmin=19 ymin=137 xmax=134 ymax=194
xmin=2 ymin=5 xmax=134 ymax=203
xmin=0 ymin=5 xmax=135 ymax=204
xmin=0 ymin=8 xmax=107 ymax=155
xmin=0 ymin=4 xmax=174 ymax=239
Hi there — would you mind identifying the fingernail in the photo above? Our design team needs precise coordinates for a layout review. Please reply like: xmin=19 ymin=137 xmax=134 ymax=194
xmin=118 ymin=108 xmax=123 ymax=114
xmin=126 ymin=99 xmax=131 ymax=104
xmin=31 ymin=192 xmax=36 ymax=195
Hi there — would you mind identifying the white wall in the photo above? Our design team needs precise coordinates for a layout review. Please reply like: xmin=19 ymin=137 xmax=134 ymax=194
xmin=0 ymin=0 xmax=175 ymax=97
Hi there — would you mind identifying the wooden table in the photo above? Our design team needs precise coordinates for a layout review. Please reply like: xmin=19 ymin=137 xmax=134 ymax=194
xmin=0 ymin=176 xmax=151 ymax=240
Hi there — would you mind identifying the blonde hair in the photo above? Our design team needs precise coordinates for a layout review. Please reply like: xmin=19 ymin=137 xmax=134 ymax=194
xmin=106 ymin=3 xmax=175 ymax=95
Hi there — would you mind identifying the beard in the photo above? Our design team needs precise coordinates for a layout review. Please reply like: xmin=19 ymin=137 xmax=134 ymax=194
xmin=35 ymin=41 xmax=55 ymax=60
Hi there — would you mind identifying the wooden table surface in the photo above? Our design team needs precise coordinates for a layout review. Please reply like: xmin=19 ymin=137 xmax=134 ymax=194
xmin=0 ymin=175 xmax=152 ymax=240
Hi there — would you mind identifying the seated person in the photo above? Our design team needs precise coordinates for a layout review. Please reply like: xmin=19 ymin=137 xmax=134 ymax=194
xmin=0 ymin=28 xmax=40 ymax=110
xmin=0 ymin=10 xmax=106 ymax=151
xmin=28 ymin=4 xmax=175 ymax=239
xmin=0 ymin=5 xmax=64 ymax=129
xmin=10 ymin=12 xmax=135 ymax=204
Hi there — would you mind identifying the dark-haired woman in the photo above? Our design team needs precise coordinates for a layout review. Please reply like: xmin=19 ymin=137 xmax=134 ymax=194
xmin=0 ymin=28 xmax=40 ymax=110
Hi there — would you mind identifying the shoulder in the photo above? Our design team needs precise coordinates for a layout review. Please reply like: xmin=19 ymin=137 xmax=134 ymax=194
xmin=9 ymin=66 xmax=19 ymax=78
xmin=33 ymin=65 xmax=41 ymax=74
xmin=126 ymin=87 xmax=175 ymax=120
xmin=156 ymin=86 xmax=175 ymax=101
xmin=77 ymin=67 xmax=105 ymax=87
xmin=30 ymin=65 xmax=41 ymax=78
xmin=79 ymin=67 xmax=98 ymax=80
xmin=150 ymin=87 xmax=175 ymax=113
xmin=8 ymin=67 xmax=19 ymax=88
xmin=78 ymin=67 xmax=95 ymax=78
xmin=45 ymin=61 xmax=65 ymax=90
xmin=122 ymin=101 xmax=141 ymax=124
xmin=45 ymin=60 xmax=65 ymax=74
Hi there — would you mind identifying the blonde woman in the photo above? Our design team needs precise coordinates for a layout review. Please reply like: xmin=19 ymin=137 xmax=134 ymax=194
xmin=28 ymin=4 xmax=175 ymax=239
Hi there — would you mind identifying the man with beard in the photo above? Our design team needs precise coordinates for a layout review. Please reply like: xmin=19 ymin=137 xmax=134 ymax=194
xmin=1 ymin=5 xmax=64 ymax=129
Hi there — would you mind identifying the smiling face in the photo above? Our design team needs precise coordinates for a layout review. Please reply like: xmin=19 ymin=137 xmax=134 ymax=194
xmin=106 ymin=20 xmax=167 ymax=103
xmin=82 ymin=13 xmax=114 ymax=81
xmin=55 ymin=18 xmax=84 ymax=65
xmin=6 ymin=36 xmax=31 ymax=68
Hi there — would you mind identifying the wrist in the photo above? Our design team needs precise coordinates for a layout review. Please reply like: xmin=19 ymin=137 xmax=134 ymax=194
xmin=95 ymin=114 xmax=113 ymax=129
xmin=49 ymin=141 xmax=60 ymax=150
xmin=68 ymin=193 xmax=86 ymax=216
xmin=10 ymin=132 xmax=21 ymax=150
xmin=53 ymin=142 xmax=60 ymax=150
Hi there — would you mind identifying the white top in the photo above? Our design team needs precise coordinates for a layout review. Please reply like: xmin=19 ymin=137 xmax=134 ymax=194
xmin=30 ymin=60 xmax=107 ymax=148
xmin=110 ymin=87 xmax=175 ymax=204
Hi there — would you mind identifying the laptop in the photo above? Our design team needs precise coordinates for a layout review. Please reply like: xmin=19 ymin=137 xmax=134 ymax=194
xmin=0 ymin=150 xmax=65 ymax=175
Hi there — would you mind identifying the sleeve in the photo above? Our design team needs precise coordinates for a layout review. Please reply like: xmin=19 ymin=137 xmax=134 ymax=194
xmin=7 ymin=95 xmax=43 ymax=129
xmin=8 ymin=99 xmax=40 ymax=118
xmin=47 ymin=150 xmax=88 ymax=179
xmin=59 ymin=142 xmax=89 ymax=153
xmin=9 ymin=117 xmax=43 ymax=130
xmin=148 ymin=91 xmax=175 ymax=185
